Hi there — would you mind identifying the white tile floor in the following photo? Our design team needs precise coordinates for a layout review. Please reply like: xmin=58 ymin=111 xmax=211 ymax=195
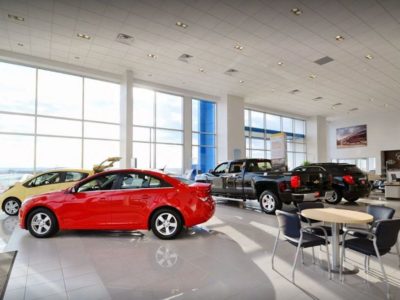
xmin=1 ymin=195 xmax=400 ymax=300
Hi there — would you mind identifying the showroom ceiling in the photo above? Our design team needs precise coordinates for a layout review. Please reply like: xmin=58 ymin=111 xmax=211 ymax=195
xmin=0 ymin=0 xmax=400 ymax=117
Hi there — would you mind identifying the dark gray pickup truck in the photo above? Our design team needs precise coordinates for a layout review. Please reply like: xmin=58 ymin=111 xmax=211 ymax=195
xmin=195 ymin=159 xmax=333 ymax=214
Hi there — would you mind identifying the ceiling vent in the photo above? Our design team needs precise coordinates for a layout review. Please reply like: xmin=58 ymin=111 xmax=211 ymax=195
xmin=314 ymin=56 xmax=334 ymax=65
xmin=116 ymin=33 xmax=134 ymax=45
xmin=313 ymin=96 xmax=323 ymax=101
xmin=224 ymin=68 xmax=239 ymax=76
xmin=178 ymin=53 xmax=193 ymax=63
xmin=289 ymin=89 xmax=300 ymax=94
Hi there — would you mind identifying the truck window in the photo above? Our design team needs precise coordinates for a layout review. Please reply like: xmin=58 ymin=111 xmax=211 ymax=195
xmin=248 ymin=161 xmax=272 ymax=172
xmin=214 ymin=163 xmax=228 ymax=174
xmin=229 ymin=162 xmax=243 ymax=173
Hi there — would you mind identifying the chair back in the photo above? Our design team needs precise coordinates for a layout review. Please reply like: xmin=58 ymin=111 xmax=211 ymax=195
xmin=375 ymin=219 xmax=400 ymax=249
xmin=367 ymin=205 xmax=395 ymax=222
xmin=276 ymin=210 xmax=301 ymax=239
xmin=297 ymin=202 xmax=324 ymax=223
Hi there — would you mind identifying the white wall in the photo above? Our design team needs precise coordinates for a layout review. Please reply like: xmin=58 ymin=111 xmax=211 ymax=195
xmin=327 ymin=111 xmax=400 ymax=174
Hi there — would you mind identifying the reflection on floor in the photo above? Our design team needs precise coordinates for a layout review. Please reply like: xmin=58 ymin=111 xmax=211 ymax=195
xmin=1 ymin=196 xmax=400 ymax=300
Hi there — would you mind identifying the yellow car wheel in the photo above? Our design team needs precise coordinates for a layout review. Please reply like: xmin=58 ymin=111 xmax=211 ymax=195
xmin=3 ymin=198 xmax=21 ymax=216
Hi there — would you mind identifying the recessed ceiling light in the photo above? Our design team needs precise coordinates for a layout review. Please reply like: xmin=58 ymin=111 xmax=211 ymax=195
xmin=384 ymin=103 xmax=388 ymax=108
xmin=199 ymin=68 xmax=205 ymax=72
xmin=277 ymin=61 xmax=284 ymax=66
xmin=335 ymin=35 xmax=345 ymax=41
xmin=369 ymin=98 xmax=374 ymax=102
xmin=289 ymin=89 xmax=300 ymax=95
xmin=365 ymin=54 xmax=373 ymax=60
xmin=239 ymin=80 xmax=245 ymax=83
xmin=271 ymin=89 xmax=275 ymax=92
xmin=331 ymin=102 xmax=343 ymax=110
xmin=74 ymin=56 xmax=80 ymax=59
xmin=309 ymin=74 xmax=317 ymax=79
xmin=176 ymin=21 xmax=188 ymax=29
xmin=77 ymin=33 xmax=91 ymax=40
xmin=147 ymin=53 xmax=157 ymax=59
xmin=313 ymin=97 xmax=323 ymax=101
xmin=17 ymin=43 xmax=24 ymax=47
xmin=234 ymin=44 xmax=244 ymax=51
xmin=291 ymin=8 xmax=302 ymax=15
xmin=8 ymin=14 xmax=24 ymax=21
xmin=348 ymin=108 xmax=358 ymax=112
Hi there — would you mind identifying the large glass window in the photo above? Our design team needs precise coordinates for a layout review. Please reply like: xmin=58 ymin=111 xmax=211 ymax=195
xmin=0 ymin=62 xmax=120 ymax=189
xmin=0 ymin=62 xmax=36 ymax=114
xmin=192 ymin=99 xmax=216 ymax=173
xmin=245 ymin=109 xmax=306 ymax=170
xmin=132 ymin=88 xmax=183 ymax=174
xmin=37 ymin=70 xmax=83 ymax=119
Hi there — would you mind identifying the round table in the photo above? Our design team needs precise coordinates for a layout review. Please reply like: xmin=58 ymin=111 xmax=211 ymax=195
xmin=301 ymin=208 xmax=373 ymax=273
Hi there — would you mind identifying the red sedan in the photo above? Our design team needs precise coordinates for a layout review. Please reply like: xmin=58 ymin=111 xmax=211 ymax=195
xmin=19 ymin=169 xmax=215 ymax=240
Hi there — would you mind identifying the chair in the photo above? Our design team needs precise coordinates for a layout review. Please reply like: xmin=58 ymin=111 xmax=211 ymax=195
xmin=340 ymin=219 xmax=400 ymax=288
xmin=272 ymin=210 xmax=331 ymax=282
xmin=345 ymin=205 xmax=399 ymax=266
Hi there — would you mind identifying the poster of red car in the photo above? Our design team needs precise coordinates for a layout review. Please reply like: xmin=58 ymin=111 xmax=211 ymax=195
xmin=336 ymin=124 xmax=367 ymax=148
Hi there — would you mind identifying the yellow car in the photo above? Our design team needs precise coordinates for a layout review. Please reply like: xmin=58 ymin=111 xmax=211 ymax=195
xmin=0 ymin=157 xmax=120 ymax=216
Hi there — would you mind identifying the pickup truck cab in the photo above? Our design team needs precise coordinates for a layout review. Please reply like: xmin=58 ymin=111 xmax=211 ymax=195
xmin=196 ymin=159 xmax=333 ymax=214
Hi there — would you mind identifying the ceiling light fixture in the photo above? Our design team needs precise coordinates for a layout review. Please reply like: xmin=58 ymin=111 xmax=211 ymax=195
xmin=74 ymin=56 xmax=80 ymax=59
xmin=309 ymin=74 xmax=317 ymax=79
xmin=348 ymin=108 xmax=358 ymax=112
xmin=8 ymin=14 xmax=24 ymax=21
xmin=365 ymin=54 xmax=373 ymax=60
xmin=335 ymin=35 xmax=344 ymax=41
xmin=384 ymin=103 xmax=388 ymax=108
xmin=176 ymin=21 xmax=188 ymax=29
xmin=77 ymin=33 xmax=91 ymax=40
xmin=313 ymin=97 xmax=323 ymax=101
xmin=277 ymin=61 xmax=284 ymax=66
xmin=239 ymin=80 xmax=244 ymax=83
xmin=369 ymin=98 xmax=374 ymax=102
xmin=199 ymin=68 xmax=205 ymax=72
xmin=147 ymin=53 xmax=157 ymax=59
xmin=331 ymin=102 xmax=343 ymax=110
xmin=291 ymin=8 xmax=302 ymax=15
xmin=116 ymin=33 xmax=134 ymax=45
xmin=17 ymin=43 xmax=24 ymax=47
xmin=234 ymin=44 xmax=244 ymax=51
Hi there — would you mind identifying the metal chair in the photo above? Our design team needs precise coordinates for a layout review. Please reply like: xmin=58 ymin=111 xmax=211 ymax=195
xmin=345 ymin=205 xmax=399 ymax=266
xmin=340 ymin=219 xmax=400 ymax=289
xmin=272 ymin=210 xmax=331 ymax=282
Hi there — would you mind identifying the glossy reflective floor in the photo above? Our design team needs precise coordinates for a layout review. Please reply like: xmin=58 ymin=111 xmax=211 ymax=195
xmin=2 ymin=195 xmax=400 ymax=300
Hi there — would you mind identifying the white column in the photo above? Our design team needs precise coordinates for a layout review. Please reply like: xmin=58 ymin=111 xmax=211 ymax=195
xmin=183 ymin=96 xmax=192 ymax=171
xmin=217 ymin=94 xmax=245 ymax=162
xmin=306 ymin=115 xmax=327 ymax=162
xmin=120 ymin=70 xmax=133 ymax=168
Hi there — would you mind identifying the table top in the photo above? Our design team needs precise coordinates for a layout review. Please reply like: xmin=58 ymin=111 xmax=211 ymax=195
xmin=301 ymin=208 xmax=373 ymax=224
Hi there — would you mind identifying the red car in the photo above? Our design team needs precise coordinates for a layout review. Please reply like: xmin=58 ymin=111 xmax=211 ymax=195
xmin=19 ymin=169 xmax=215 ymax=240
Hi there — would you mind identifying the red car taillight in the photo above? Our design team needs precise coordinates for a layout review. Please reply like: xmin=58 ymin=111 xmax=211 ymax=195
xmin=290 ymin=175 xmax=301 ymax=189
xmin=343 ymin=175 xmax=355 ymax=185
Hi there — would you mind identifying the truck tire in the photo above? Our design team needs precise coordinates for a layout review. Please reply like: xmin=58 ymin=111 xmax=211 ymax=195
xmin=259 ymin=191 xmax=282 ymax=214
xmin=325 ymin=189 xmax=342 ymax=205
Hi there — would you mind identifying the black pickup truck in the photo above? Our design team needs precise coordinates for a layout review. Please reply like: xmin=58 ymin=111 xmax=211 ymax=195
xmin=195 ymin=159 xmax=333 ymax=214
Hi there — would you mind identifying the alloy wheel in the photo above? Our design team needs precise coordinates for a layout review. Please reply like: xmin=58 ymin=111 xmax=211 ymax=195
xmin=31 ymin=212 xmax=52 ymax=235
xmin=155 ymin=213 xmax=178 ymax=236
xmin=4 ymin=200 xmax=19 ymax=215
xmin=262 ymin=194 xmax=275 ymax=212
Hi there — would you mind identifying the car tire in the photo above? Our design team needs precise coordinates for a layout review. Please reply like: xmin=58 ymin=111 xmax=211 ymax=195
xmin=344 ymin=196 xmax=359 ymax=202
xmin=27 ymin=208 xmax=58 ymax=238
xmin=325 ymin=189 xmax=342 ymax=205
xmin=3 ymin=198 xmax=21 ymax=216
xmin=259 ymin=191 xmax=282 ymax=214
xmin=151 ymin=208 xmax=183 ymax=240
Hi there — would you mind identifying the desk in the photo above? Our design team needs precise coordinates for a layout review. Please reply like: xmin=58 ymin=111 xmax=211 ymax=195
xmin=301 ymin=208 xmax=373 ymax=272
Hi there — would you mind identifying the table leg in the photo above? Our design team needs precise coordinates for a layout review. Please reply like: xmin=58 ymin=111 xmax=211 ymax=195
xmin=331 ymin=223 xmax=340 ymax=270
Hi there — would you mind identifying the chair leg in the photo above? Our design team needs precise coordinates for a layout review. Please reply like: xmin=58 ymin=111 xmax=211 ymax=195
xmin=395 ymin=240 xmax=400 ymax=268
xmin=301 ymin=248 xmax=304 ymax=264
xmin=373 ymin=242 xmax=389 ymax=291
xmin=312 ymin=247 xmax=315 ymax=264
xmin=292 ymin=244 xmax=302 ymax=282
xmin=271 ymin=230 xmax=280 ymax=269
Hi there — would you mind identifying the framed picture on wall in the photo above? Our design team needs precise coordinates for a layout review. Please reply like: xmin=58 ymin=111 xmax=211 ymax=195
xmin=336 ymin=124 xmax=367 ymax=148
